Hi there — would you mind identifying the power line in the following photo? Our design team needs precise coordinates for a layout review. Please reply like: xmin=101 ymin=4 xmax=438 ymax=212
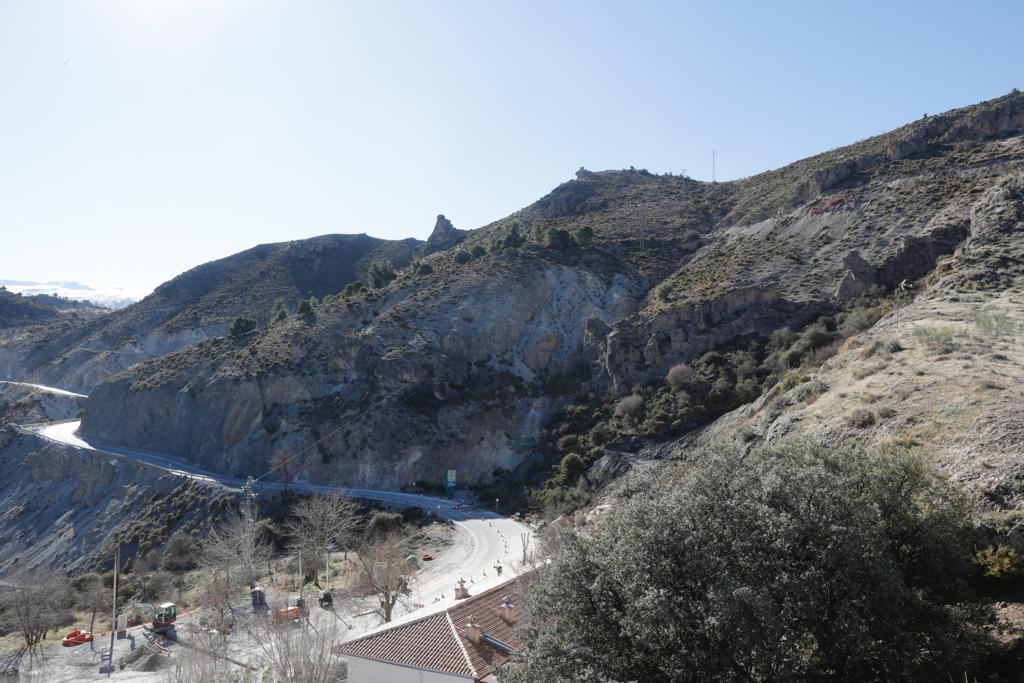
xmin=251 ymin=388 xmax=402 ymax=485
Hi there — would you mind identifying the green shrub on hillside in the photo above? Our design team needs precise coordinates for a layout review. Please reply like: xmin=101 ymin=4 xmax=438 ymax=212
xmin=548 ymin=452 xmax=587 ymax=489
xmin=974 ymin=545 xmax=1024 ymax=581
xmin=574 ymin=225 xmax=594 ymax=246
xmin=470 ymin=245 xmax=487 ymax=259
xmin=500 ymin=223 xmax=526 ymax=249
xmin=369 ymin=261 xmax=397 ymax=288
xmin=845 ymin=408 xmax=876 ymax=428
xmin=545 ymin=227 xmax=576 ymax=250
xmin=411 ymin=260 xmax=433 ymax=277
xmin=341 ymin=281 xmax=365 ymax=298
xmin=454 ymin=250 xmax=471 ymax=264
xmin=228 ymin=317 xmax=257 ymax=337
xmin=271 ymin=300 xmax=288 ymax=322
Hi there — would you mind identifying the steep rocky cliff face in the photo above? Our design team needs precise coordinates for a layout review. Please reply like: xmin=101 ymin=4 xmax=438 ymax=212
xmin=78 ymin=91 xmax=1024 ymax=494
xmin=82 ymin=171 xmax=722 ymax=485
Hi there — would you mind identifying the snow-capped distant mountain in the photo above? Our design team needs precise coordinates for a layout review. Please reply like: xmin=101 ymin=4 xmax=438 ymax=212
xmin=0 ymin=280 xmax=144 ymax=309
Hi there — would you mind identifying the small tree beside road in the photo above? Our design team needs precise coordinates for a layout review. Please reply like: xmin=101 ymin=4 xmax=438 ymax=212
xmin=72 ymin=573 xmax=109 ymax=643
xmin=199 ymin=506 xmax=273 ymax=587
xmin=354 ymin=532 xmax=415 ymax=623
xmin=284 ymin=493 xmax=361 ymax=586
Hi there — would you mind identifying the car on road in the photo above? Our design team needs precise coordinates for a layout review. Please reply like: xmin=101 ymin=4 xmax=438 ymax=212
xmin=421 ymin=553 xmax=434 ymax=561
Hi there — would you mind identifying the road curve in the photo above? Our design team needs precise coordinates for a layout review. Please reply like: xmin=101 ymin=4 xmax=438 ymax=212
xmin=22 ymin=411 xmax=534 ymax=626
xmin=0 ymin=380 xmax=87 ymax=398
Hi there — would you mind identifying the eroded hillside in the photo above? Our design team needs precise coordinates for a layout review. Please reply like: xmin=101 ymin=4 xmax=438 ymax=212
xmin=74 ymin=91 xmax=1024 ymax=498
xmin=695 ymin=170 xmax=1024 ymax=515
xmin=0 ymin=232 xmax=425 ymax=391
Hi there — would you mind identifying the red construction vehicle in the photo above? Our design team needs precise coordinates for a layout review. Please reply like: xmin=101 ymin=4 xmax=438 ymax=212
xmin=273 ymin=595 xmax=307 ymax=624
xmin=145 ymin=602 xmax=177 ymax=634
xmin=62 ymin=629 xmax=94 ymax=647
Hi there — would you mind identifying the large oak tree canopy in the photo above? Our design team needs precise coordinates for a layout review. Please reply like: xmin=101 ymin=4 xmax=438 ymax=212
xmin=503 ymin=442 xmax=994 ymax=683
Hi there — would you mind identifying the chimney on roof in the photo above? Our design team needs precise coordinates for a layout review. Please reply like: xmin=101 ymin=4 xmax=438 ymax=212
xmin=499 ymin=596 xmax=517 ymax=625
xmin=455 ymin=578 xmax=470 ymax=600
xmin=465 ymin=617 xmax=483 ymax=645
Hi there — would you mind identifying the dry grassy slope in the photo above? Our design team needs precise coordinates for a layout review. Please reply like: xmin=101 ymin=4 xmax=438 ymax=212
xmin=81 ymin=91 xmax=1024 ymax=492
xmin=2 ymin=233 xmax=421 ymax=392
xmin=696 ymin=170 xmax=1024 ymax=517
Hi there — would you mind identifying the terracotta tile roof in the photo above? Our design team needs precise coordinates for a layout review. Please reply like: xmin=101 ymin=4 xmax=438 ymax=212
xmin=337 ymin=576 xmax=526 ymax=681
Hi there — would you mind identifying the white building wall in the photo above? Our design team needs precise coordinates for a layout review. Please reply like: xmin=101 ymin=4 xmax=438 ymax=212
xmin=346 ymin=655 xmax=476 ymax=683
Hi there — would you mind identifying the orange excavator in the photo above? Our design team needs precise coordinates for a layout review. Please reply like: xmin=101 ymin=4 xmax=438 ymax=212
xmin=273 ymin=595 xmax=307 ymax=624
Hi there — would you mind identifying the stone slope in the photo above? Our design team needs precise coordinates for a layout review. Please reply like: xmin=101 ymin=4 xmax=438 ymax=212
xmin=81 ymin=91 xmax=1024 ymax=493
xmin=82 ymin=171 xmax=724 ymax=485
xmin=694 ymin=169 xmax=1024 ymax=515
xmin=601 ymin=92 xmax=1024 ymax=391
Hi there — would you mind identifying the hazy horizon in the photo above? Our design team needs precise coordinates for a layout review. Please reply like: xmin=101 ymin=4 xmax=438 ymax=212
xmin=2 ymin=0 xmax=1023 ymax=295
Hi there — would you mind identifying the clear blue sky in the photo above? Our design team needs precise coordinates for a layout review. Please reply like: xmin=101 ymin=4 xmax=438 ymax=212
xmin=1 ymin=1 xmax=1021 ymax=296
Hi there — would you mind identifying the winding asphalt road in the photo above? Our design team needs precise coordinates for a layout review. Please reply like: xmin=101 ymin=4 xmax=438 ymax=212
xmin=14 ymin=383 xmax=534 ymax=627
xmin=0 ymin=379 xmax=87 ymax=398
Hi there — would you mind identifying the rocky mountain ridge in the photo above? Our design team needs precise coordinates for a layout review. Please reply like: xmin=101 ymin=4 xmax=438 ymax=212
xmin=0 ymin=231 xmax=430 ymax=391
xmin=72 ymin=91 xmax=1024 ymax=501
xmin=0 ymin=287 xmax=65 ymax=328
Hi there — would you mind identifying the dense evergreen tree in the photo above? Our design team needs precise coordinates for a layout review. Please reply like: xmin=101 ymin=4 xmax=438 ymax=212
xmin=503 ymin=441 xmax=994 ymax=683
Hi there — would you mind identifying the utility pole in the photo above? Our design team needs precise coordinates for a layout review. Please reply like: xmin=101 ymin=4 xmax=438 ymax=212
xmin=712 ymin=149 xmax=717 ymax=183
xmin=106 ymin=539 xmax=119 ymax=671
xmin=243 ymin=476 xmax=257 ymax=521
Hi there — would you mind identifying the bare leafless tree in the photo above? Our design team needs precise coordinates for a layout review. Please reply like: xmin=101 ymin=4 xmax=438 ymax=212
xmin=162 ymin=531 xmax=196 ymax=601
xmin=284 ymin=493 xmax=361 ymax=585
xmin=163 ymin=629 xmax=248 ymax=682
xmin=0 ymin=567 xmax=67 ymax=651
xmin=354 ymin=532 xmax=415 ymax=623
xmin=198 ymin=506 xmax=273 ymax=587
xmin=75 ymin=573 xmax=109 ymax=645
xmin=197 ymin=575 xmax=236 ymax=635
xmin=246 ymin=610 xmax=347 ymax=682
xmin=132 ymin=549 xmax=162 ymax=602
